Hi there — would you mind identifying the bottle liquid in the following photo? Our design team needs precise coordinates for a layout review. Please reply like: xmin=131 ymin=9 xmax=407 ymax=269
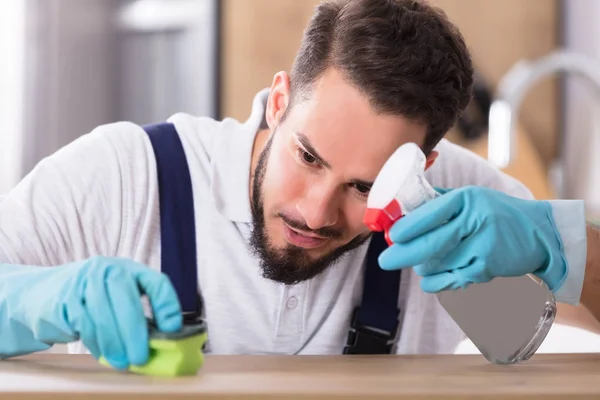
xmin=364 ymin=143 xmax=556 ymax=364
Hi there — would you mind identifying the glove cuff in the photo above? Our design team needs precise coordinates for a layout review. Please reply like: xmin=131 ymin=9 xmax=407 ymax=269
xmin=546 ymin=200 xmax=587 ymax=305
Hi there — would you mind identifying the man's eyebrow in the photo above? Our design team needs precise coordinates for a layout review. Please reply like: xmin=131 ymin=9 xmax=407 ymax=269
xmin=295 ymin=132 xmax=331 ymax=169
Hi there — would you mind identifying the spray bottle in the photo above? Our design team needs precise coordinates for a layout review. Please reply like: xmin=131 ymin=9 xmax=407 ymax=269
xmin=364 ymin=143 xmax=556 ymax=364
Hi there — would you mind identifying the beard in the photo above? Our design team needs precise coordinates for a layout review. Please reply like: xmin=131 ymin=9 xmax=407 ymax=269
xmin=249 ymin=135 xmax=371 ymax=286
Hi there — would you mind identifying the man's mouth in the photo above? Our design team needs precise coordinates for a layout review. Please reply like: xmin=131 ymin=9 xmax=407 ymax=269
xmin=282 ymin=222 xmax=329 ymax=249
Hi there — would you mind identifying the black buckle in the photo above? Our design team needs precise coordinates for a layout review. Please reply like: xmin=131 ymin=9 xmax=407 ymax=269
xmin=182 ymin=312 xmax=204 ymax=326
xmin=182 ymin=293 xmax=205 ymax=325
xmin=343 ymin=307 xmax=397 ymax=354
xmin=181 ymin=295 xmax=207 ymax=351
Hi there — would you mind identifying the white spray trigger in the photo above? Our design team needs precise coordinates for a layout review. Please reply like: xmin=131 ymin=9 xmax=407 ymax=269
xmin=363 ymin=143 xmax=438 ymax=244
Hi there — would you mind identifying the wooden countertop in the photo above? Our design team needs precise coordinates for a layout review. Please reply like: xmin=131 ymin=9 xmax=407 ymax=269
xmin=1 ymin=353 xmax=600 ymax=399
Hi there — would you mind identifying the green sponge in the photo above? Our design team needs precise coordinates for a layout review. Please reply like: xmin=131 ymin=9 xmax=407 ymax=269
xmin=99 ymin=318 xmax=208 ymax=377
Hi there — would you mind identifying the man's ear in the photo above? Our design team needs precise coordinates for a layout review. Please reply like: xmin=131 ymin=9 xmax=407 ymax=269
xmin=425 ymin=150 xmax=439 ymax=170
xmin=265 ymin=71 xmax=291 ymax=130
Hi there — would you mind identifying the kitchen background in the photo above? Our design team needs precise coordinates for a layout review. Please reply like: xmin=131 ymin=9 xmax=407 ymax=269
xmin=1 ymin=0 xmax=600 ymax=354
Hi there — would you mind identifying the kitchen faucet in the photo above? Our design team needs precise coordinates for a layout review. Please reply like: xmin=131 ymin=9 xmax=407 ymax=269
xmin=488 ymin=50 xmax=600 ymax=170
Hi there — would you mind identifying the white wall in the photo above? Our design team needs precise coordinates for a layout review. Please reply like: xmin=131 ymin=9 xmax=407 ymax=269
xmin=562 ymin=0 xmax=600 ymax=224
xmin=0 ymin=2 xmax=26 ymax=194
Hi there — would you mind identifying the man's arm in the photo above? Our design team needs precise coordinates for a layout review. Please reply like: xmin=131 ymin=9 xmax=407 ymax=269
xmin=552 ymin=223 xmax=600 ymax=334
xmin=0 ymin=121 xmax=154 ymax=266
xmin=0 ymin=121 xmax=181 ymax=363
xmin=575 ymin=224 xmax=600 ymax=329
xmin=542 ymin=201 xmax=600 ymax=333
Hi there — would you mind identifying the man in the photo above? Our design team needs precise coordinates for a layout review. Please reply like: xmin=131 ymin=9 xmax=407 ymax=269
xmin=0 ymin=0 xmax=592 ymax=370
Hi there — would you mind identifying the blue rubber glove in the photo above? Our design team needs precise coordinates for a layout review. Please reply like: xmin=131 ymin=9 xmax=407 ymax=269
xmin=0 ymin=256 xmax=182 ymax=369
xmin=378 ymin=186 xmax=568 ymax=293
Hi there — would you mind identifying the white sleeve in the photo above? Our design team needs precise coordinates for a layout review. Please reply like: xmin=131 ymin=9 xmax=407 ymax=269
xmin=548 ymin=200 xmax=587 ymax=305
xmin=0 ymin=121 xmax=156 ymax=266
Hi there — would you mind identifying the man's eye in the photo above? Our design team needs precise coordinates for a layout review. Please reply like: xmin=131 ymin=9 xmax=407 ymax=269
xmin=300 ymin=150 xmax=317 ymax=165
xmin=354 ymin=183 xmax=371 ymax=195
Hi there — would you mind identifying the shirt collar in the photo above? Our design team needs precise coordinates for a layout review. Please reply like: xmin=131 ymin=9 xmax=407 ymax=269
xmin=210 ymin=88 xmax=270 ymax=223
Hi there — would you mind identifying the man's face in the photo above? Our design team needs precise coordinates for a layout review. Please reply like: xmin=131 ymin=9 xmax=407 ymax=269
xmin=249 ymin=68 xmax=433 ymax=285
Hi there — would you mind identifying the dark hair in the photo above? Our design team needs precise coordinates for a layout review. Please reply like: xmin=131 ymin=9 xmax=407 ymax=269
xmin=289 ymin=0 xmax=474 ymax=154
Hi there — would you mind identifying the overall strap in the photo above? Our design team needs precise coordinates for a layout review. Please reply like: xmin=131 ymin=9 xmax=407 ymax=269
xmin=343 ymin=231 xmax=402 ymax=354
xmin=143 ymin=122 xmax=201 ymax=322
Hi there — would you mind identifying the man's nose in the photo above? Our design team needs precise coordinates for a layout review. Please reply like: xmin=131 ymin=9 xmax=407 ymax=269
xmin=296 ymin=183 xmax=340 ymax=230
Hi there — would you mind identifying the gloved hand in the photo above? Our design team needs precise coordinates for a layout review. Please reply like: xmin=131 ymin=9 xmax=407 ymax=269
xmin=378 ymin=186 xmax=568 ymax=294
xmin=0 ymin=256 xmax=182 ymax=369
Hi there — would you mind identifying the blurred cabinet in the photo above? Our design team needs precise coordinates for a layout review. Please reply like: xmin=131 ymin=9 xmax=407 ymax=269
xmin=220 ymin=0 xmax=320 ymax=120
xmin=117 ymin=0 xmax=219 ymax=124
xmin=16 ymin=0 xmax=219 ymax=182
xmin=434 ymin=0 xmax=560 ymax=165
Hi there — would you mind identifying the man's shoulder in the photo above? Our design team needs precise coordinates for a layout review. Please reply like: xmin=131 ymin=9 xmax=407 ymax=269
xmin=426 ymin=139 xmax=534 ymax=199
xmin=167 ymin=113 xmax=249 ymax=157
xmin=431 ymin=138 xmax=491 ymax=164
xmin=166 ymin=89 xmax=269 ymax=155
xmin=425 ymin=138 xmax=494 ymax=182
xmin=168 ymin=112 xmax=229 ymax=135
xmin=86 ymin=114 xmax=234 ymax=158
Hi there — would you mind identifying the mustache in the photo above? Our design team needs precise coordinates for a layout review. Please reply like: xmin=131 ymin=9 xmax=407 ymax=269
xmin=278 ymin=213 xmax=342 ymax=239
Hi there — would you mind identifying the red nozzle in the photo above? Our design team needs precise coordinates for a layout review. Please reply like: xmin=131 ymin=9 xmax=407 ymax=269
xmin=363 ymin=199 xmax=403 ymax=233
xmin=384 ymin=229 xmax=393 ymax=246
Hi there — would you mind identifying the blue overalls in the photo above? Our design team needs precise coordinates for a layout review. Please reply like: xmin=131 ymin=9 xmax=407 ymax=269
xmin=144 ymin=122 xmax=402 ymax=354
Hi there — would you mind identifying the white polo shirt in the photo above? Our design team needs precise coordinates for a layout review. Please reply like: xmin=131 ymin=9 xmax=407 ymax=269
xmin=0 ymin=89 xmax=586 ymax=356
